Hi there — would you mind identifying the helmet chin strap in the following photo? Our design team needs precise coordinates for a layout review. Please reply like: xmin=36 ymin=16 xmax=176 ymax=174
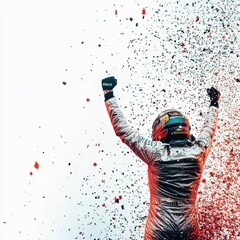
xmin=190 ymin=134 xmax=196 ymax=142
xmin=169 ymin=139 xmax=193 ymax=147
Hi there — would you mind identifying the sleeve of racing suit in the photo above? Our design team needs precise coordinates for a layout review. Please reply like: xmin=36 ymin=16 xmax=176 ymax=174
xmin=195 ymin=106 xmax=218 ymax=157
xmin=105 ymin=97 xmax=161 ymax=165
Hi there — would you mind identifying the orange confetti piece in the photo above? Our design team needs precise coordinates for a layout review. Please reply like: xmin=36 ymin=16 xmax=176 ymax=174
xmin=34 ymin=161 xmax=39 ymax=169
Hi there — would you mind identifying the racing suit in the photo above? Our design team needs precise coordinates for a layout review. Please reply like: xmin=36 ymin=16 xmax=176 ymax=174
xmin=105 ymin=97 xmax=218 ymax=240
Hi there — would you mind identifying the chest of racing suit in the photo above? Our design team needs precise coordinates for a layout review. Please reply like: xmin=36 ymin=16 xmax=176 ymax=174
xmin=105 ymin=97 xmax=218 ymax=240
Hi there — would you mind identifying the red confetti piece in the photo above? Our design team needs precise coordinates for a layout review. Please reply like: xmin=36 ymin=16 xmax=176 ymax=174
xmin=93 ymin=162 xmax=97 ymax=167
xmin=102 ymin=203 xmax=106 ymax=207
xmin=230 ymin=149 xmax=235 ymax=157
xmin=186 ymin=80 xmax=190 ymax=83
xmin=30 ymin=172 xmax=33 ymax=176
xmin=142 ymin=8 xmax=146 ymax=15
xmin=115 ymin=9 xmax=117 ymax=15
xmin=86 ymin=98 xmax=90 ymax=102
xmin=209 ymin=172 xmax=214 ymax=177
xmin=196 ymin=16 xmax=200 ymax=22
xmin=119 ymin=195 xmax=122 ymax=200
xmin=226 ymin=176 xmax=232 ymax=181
xmin=112 ymin=217 xmax=116 ymax=220
xmin=34 ymin=161 xmax=39 ymax=169
xmin=225 ymin=138 xmax=231 ymax=144
xmin=181 ymin=42 xmax=185 ymax=47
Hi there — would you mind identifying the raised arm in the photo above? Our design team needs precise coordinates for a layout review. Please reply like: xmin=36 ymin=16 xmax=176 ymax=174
xmin=102 ymin=77 xmax=162 ymax=165
xmin=196 ymin=87 xmax=220 ymax=156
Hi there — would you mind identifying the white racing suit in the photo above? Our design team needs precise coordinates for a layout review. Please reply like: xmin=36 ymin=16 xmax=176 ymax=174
xmin=105 ymin=97 xmax=218 ymax=240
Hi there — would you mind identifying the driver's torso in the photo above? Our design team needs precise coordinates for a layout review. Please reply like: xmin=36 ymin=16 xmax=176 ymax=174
xmin=145 ymin=144 xmax=205 ymax=240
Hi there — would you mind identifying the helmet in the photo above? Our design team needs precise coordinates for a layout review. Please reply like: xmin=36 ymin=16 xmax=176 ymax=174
xmin=152 ymin=109 xmax=192 ymax=146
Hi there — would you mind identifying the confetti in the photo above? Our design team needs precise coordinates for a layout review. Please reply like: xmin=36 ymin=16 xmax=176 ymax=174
xmin=34 ymin=161 xmax=39 ymax=170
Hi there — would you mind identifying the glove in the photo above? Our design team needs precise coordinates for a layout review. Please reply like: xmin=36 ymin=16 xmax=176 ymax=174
xmin=102 ymin=76 xmax=117 ymax=90
xmin=207 ymin=87 xmax=221 ymax=108
xmin=102 ymin=76 xmax=117 ymax=101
